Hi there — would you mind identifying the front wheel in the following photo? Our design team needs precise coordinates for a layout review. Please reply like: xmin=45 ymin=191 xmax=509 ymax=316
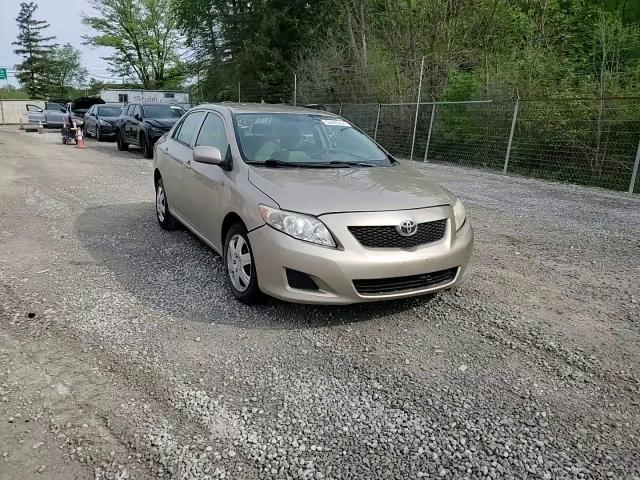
xmin=116 ymin=130 xmax=129 ymax=151
xmin=96 ymin=126 xmax=103 ymax=142
xmin=224 ymin=224 xmax=261 ymax=304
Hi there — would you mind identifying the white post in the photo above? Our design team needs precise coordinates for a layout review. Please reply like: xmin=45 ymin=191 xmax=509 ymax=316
xmin=503 ymin=94 xmax=520 ymax=174
xmin=0 ymin=99 xmax=4 ymax=125
xmin=423 ymin=100 xmax=436 ymax=162
xmin=410 ymin=56 xmax=425 ymax=161
xmin=374 ymin=103 xmax=381 ymax=140
xmin=629 ymin=137 xmax=640 ymax=194
xmin=293 ymin=74 xmax=297 ymax=106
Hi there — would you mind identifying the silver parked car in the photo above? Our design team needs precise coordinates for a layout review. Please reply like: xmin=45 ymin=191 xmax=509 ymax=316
xmin=153 ymin=104 xmax=473 ymax=304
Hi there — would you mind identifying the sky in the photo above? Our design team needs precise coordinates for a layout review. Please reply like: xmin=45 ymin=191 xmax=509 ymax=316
xmin=0 ymin=0 xmax=120 ymax=87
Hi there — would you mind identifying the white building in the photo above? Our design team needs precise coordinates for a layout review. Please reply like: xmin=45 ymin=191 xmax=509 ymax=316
xmin=100 ymin=89 xmax=190 ymax=106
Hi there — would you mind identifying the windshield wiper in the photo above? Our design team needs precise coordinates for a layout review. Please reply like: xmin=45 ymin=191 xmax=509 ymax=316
xmin=250 ymin=159 xmax=353 ymax=168
xmin=327 ymin=160 xmax=377 ymax=167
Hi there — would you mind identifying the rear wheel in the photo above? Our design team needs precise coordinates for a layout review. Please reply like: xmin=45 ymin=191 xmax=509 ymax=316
xmin=116 ymin=130 xmax=129 ymax=151
xmin=155 ymin=177 xmax=179 ymax=231
xmin=223 ymin=223 xmax=261 ymax=304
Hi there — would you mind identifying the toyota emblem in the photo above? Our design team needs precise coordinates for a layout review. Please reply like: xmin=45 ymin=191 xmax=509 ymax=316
xmin=396 ymin=220 xmax=418 ymax=237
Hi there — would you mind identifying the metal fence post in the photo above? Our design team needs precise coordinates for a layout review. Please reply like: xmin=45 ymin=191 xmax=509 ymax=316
xmin=410 ymin=57 xmax=425 ymax=161
xmin=0 ymin=99 xmax=4 ymax=125
xmin=339 ymin=104 xmax=343 ymax=116
xmin=503 ymin=94 xmax=520 ymax=174
xmin=629 ymin=137 xmax=640 ymax=194
xmin=293 ymin=74 xmax=297 ymax=106
xmin=423 ymin=100 xmax=436 ymax=162
xmin=238 ymin=82 xmax=241 ymax=103
xmin=374 ymin=103 xmax=381 ymax=140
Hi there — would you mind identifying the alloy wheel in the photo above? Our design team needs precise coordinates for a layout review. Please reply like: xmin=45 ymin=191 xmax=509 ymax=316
xmin=156 ymin=185 xmax=166 ymax=222
xmin=226 ymin=234 xmax=252 ymax=292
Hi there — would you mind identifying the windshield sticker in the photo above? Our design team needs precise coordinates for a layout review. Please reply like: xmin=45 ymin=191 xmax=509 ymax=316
xmin=321 ymin=119 xmax=351 ymax=127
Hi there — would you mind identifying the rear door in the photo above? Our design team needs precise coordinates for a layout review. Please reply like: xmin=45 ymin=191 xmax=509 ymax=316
xmin=84 ymin=106 xmax=95 ymax=133
xmin=158 ymin=110 xmax=207 ymax=222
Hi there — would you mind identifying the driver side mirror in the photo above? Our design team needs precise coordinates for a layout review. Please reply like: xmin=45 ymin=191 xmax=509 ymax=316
xmin=193 ymin=146 xmax=223 ymax=165
xmin=134 ymin=114 xmax=142 ymax=121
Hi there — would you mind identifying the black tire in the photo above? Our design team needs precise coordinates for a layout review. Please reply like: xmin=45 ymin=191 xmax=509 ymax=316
xmin=96 ymin=126 xmax=103 ymax=142
xmin=141 ymin=133 xmax=153 ymax=158
xmin=155 ymin=177 xmax=179 ymax=231
xmin=116 ymin=130 xmax=129 ymax=151
xmin=223 ymin=223 xmax=262 ymax=304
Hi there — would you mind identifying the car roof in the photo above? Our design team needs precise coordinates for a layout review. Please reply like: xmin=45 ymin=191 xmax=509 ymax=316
xmin=200 ymin=103 xmax=339 ymax=116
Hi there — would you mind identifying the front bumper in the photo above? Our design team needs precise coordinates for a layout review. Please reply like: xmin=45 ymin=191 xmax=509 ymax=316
xmin=149 ymin=129 xmax=170 ymax=143
xmin=98 ymin=125 xmax=116 ymax=137
xmin=249 ymin=206 xmax=474 ymax=304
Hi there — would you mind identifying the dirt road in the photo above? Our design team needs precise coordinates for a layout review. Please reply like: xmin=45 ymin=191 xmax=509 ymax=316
xmin=1 ymin=127 xmax=639 ymax=480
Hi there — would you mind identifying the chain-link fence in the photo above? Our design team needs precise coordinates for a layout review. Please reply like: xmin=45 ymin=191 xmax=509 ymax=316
xmin=316 ymin=98 xmax=640 ymax=194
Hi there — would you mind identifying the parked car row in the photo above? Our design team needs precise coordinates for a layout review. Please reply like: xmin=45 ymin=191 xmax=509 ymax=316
xmin=27 ymin=99 xmax=187 ymax=160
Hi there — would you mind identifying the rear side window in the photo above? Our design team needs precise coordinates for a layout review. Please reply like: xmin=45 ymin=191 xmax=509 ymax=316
xmin=174 ymin=111 xmax=207 ymax=147
xmin=195 ymin=113 xmax=229 ymax=154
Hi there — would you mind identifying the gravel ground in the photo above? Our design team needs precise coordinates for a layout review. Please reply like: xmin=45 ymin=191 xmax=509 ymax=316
xmin=1 ymin=126 xmax=639 ymax=480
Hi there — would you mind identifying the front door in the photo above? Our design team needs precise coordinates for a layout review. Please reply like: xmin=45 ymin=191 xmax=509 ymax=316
xmin=185 ymin=112 xmax=229 ymax=248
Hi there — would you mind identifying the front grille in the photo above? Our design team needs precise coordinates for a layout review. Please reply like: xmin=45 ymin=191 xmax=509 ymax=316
xmin=353 ymin=267 xmax=458 ymax=295
xmin=349 ymin=219 xmax=446 ymax=248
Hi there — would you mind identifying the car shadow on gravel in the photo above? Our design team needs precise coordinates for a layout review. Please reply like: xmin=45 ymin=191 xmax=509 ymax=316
xmin=75 ymin=203 xmax=430 ymax=329
xmin=86 ymin=141 xmax=144 ymax=159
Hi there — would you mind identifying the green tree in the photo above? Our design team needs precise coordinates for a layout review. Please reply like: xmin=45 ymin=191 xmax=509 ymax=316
xmin=83 ymin=0 xmax=183 ymax=89
xmin=48 ymin=43 xmax=89 ymax=97
xmin=12 ymin=1 xmax=57 ymax=98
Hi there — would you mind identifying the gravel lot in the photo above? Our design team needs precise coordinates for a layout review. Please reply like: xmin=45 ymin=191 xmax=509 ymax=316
xmin=1 ymin=126 xmax=639 ymax=480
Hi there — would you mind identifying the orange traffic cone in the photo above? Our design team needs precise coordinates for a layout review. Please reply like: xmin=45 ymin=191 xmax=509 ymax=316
xmin=75 ymin=126 xmax=87 ymax=149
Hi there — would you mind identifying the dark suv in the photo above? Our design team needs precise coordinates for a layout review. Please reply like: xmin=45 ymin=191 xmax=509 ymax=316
xmin=116 ymin=102 xmax=186 ymax=158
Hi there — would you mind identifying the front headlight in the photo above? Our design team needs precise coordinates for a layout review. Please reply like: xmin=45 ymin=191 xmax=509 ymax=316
xmin=99 ymin=119 xmax=111 ymax=127
xmin=259 ymin=205 xmax=336 ymax=247
xmin=453 ymin=199 xmax=466 ymax=231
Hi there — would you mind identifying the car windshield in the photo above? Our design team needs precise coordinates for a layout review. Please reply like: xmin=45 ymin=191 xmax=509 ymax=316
xmin=98 ymin=106 xmax=123 ymax=116
xmin=234 ymin=113 xmax=392 ymax=166
xmin=142 ymin=104 xmax=185 ymax=119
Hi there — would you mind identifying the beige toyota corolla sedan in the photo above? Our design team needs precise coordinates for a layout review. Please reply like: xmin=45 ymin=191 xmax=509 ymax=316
xmin=153 ymin=104 xmax=473 ymax=304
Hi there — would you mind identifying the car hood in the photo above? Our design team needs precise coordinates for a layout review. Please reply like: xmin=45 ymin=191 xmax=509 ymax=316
xmin=248 ymin=161 xmax=454 ymax=216
xmin=145 ymin=118 xmax=178 ymax=129
xmin=99 ymin=116 xmax=119 ymax=123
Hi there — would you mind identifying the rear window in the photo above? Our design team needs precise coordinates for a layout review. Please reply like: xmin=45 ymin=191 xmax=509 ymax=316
xmin=98 ymin=106 xmax=124 ymax=117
